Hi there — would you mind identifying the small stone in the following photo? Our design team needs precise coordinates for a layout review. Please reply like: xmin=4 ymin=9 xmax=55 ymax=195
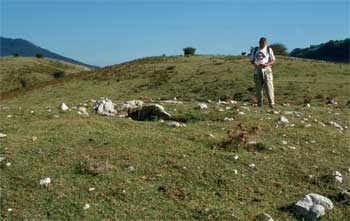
xmin=7 ymin=115 xmax=12 ymax=118
xmin=238 ymin=111 xmax=245 ymax=115
xmin=304 ymin=103 xmax=311 ymax=108
xmin=256 ymin=212 xmax=274 ymax=221
xmin=83 ymin=203 xmax=90 ymax=210
xmin=5 ymin=162 xmax=11 ymax=167
xmin=333 ymin=171 xmax=343 ymax=183
xmin=247 ymin=140 xmax=257 ymax=145
xmin=32 ymin=136 xmax=38 ymax=142
xmin=218 ymin=108 xmax=224 ymax=112
xmin=282 ymin=140 xmax=288 ymax=145
xmin=60 ymin=103 xmax=69 ymax=111
xmin=0 ymin=157 xmax=6 ymax=162
xmin=249 ymin=163 xmax=256 ymax=169
xmin=166 ymin=121 xmax=181 ymax=127
xmin=197 ymin=103 xmax=208 ymax=110
xmin=278 ymin=116 xmax=289 ymax=123
xmin=289 ymin=146 xmax=296 ymax=150
xmin=234 ymin=155 xmax=239 ymax=160
xmin=208 ymin=134 xmax=215 ymax=138
xmin=39 ymin=177 xmax=51 ymax=187
xmin=88 ymin=187 xmax=95 ymax=191
xmin=128 ymin=166 xmax=135 ymax=171
xmin=305 ymin=124 xmax=312 ymax=128
xmin=224 ymin=117 xmax=234 ymax=121
xmin=0 ymin=133 xmax=7 ymax=138
xmin=234 ymin=169 xmax=238 ymax=175
xmin=328 ymin=121 xmax=343 ymax=131
xmin=8 ymin=208 xmax=13 ymax=212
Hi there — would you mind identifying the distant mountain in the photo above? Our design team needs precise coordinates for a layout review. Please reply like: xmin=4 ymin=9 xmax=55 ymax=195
xmin=290 ymin=39 xmax=349 ymax=62
xmin=0 ymin=37 xmax=99 ymax=68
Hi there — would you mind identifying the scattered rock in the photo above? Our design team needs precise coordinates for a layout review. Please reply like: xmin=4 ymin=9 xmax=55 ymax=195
xmin=120 ymin=100 xmax=144 ymax=110
xmin=282 ymin=140 xmax=288 ymax=145
xmin=256 ymin=212 xmax=274 ymax=221
xmin=224 ymin=117 xmax=234 ymax=121
xmin=333 ymin=171 xmax=343 ymax=183
xmin=293 ymin=193 xmax=333 ymax=221
xmin=93 ymin=97 xmax=116 ymax=116
xmin=89 ymin=187 xmax=95 ymax=192
xmin=39 ymin=177 xmax=51 ymax=187
xmin=327 ymin=121 xmax=343 ymax=131
xmin=278 ymin=116 xmax=289 ymax=123
xmin=249 ymin=163 xmax=256 ymax=169
xmin=166 ymin=121 xmax=186 ymax=127
xmin=304 ymin=103 xmax=311 ymax=108
xmin=196 ymin=103 xmax=208 ymax=110
xmin=79 ymin=159 xmax=113 ymax=175
xmin=128 ymin=104 xmax=171 ymax=121
xmin=337 ymin=189 xmax=350 ymax=205
xmin=0 ymin=157 xmax=6 ymax=162
xmin=60 ymin=103 xmax=69 ymax=111
xmin=32 ymin=136 xmax=38 ymax=142
xmin=304 ymin=124 xmax=312 ymax=128
xmin=78 ymin=107 xmax=89 ymax=116
xmin=83 ymin=203 xmax=90 ymax=210
xmin=0 ymin=133 xmax=7 ymax=138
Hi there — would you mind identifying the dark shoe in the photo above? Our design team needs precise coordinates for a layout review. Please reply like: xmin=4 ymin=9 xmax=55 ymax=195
xmin=269 ymin=104 xmax=275 ymax=108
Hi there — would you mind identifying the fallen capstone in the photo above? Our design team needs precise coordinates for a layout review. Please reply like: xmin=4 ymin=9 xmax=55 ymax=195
xmin=128 ymin=104 xmax=171 ymax=121
xmin=93 ymin=97 xmax=116 ymax=116
xmin=293 ymin=193 xmax=333 ymax=221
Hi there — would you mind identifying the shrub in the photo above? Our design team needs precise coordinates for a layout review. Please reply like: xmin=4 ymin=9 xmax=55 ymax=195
xmin=35 ymin=53 xmax=43 ymax=58
xmin=20 ymin=79 xmax=27 ymax=88
xmin=53 ymin=71 xmax=65 ymax=78
xmin=183 ymin=47 xmax=196 ymax=56
xmin=13 ymin=53 xmax=19 ymax=57
xmin=269 ymin=43 xmax=288 ymax=56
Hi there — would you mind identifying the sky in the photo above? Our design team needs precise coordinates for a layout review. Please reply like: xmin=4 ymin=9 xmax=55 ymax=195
xmin=1 ymin=0 xmax=349 ymax=67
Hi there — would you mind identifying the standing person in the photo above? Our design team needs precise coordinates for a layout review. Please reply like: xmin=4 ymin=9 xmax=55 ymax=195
xmin=250 ymin=37 xmax=276 ymax=108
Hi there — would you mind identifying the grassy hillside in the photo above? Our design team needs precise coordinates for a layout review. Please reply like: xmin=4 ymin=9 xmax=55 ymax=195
xmin=0 ymin=56 xmax=91 ymax=94
xmin=0 ymin=55 xmax=349 ymax=220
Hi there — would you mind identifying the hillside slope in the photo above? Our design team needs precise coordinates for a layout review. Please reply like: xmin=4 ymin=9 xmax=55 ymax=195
xmin=0 ymin=55 xmax=349 ymax=220
xmin=0 ymin=37 xmax=98 ymax=68
xmin=0 ymin=56 xmax=90 ymax=94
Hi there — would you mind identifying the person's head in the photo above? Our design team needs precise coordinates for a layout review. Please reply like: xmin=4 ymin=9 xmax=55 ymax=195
xmin=259 ymin=37 xmax=267 ymax=48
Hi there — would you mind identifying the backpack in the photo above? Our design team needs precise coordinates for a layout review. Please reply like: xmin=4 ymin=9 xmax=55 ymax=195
xmin=253 ymin=46 xmax=271 ymax=60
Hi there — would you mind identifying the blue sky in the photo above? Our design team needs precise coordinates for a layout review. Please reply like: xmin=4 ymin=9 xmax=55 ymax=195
xmin=1 ymin=0 xmax=349 ymax=66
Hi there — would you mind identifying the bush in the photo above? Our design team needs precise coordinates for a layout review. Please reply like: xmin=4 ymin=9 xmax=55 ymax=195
xmin=183 ymin=47 xmax=196 ymax=56
xmin=35 ymin=53 xmax=43 ymax=58
xmin=53 ymin=71 xmax=65 ymax=78
xmin=20 ymin=79 xmax=27 ymax=88
xmin=269 ymin=43 xmax=288 ymax=56
xmin=13 ymin=53 xmax=19 ymax=57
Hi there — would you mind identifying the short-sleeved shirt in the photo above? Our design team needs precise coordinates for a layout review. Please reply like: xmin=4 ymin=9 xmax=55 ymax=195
xmin=250 ymin=46 xmax=276 ymax=65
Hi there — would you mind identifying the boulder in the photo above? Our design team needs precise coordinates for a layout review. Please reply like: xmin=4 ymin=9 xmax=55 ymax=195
xmin=93 ymin=97 xmax=116 ymax=116
xmin=128 ymin=104 xmax=171 ymax=121
xmin=293 ymin=193 xmax=333 ymax=221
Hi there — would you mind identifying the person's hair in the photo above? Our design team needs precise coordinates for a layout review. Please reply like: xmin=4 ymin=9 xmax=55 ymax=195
xmin=259 ymin=37 xmax=267 ymax=43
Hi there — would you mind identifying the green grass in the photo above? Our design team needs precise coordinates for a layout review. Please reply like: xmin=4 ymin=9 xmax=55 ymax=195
xmin=0 ymin=56 xmax=90 ymax=93
xmin=0 ymin=55 xmax=349 ymax=220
